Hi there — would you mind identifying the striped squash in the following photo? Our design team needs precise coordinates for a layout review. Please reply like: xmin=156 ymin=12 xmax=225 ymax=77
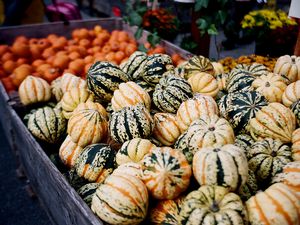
xmin=193 ymin=144 xmax=248 ymax=191
xmin=215 ymin=73 xmax=228 ymax=101
xmin=274 ymin=55 xmax=300 ymax=83
xmin=73 ymin=101 xmax=108 ymax=120
xmin=152 ymin=113 xmax=181 ymax=146
xmin=252 ymin=73 xmax=287 ymax=103
xmin=179 ymin=185 xmax=248 ymax=225
xmin=150 ymin=196 xmax=185 ymax=225
xmin=74 ymin=143 xmax=116 ymax=183
xmin=121 ymin=51 xmax=147 ymax=80
xmin=177 ymin=94 xmax=219 ymax=133
xmin=226 ymin=68 xmax=255 ymax=93
xmin=238 ymin=170 xmax=258 ymax=201
xmin=187 ymin=72 xmax=219 ymax=98
xmin=77 ymin=183 xmax=101 ymax=207
xmin=175 ymin=115 xmax=235 ymax=164
xmin=248 ymin=103 xmax=296 ymax=143
xmin=27 ymin=106 xmax=66 ymax=143
xmin=153 ymin=75 xmax=193 ymax=113
xmin=282 ymin=80 xmax=300 ymax=107
xmin=220 ymin=91 xmax=268 ymax=134
xmin=67 ymin=109 xmax=108 ymax=147
xmin=60 ymin=73 xmax=86 ymax=94
xmin=272 ymin=161 xmax=300 ymax=198
xmin=142 ymin=147 xmax=192 ymax=200
xmin=116 ymin=138 xmax=155 ymax=165
xmin=59 ymin=135 xmax=84 ymax=168
xmin=246 ymin=183 xmax=300 ymax=225
xmin=291 ymin=100 xmax=300 ymax=126
xmin=91 ymin=173 xmax=149 ymax=225
xmin=247 ymin=138 xmax=292 ymax=182
xmin=135 ymin=79 xmax=155 ymax=96
xmin=111 ymin=81 xmax=151 ymax=111
xmin=183 ymin=55 xmax=214 ymax=79
xmin=143 ymin=54 xmax=174 ymax=86
xmin=87 ymin=61 xmax=129 ymax=102
xmin=234 ymin=134 xmax=255 ymax=154
xmin=19 ymin=76 xmax=51 ymax=106
xmin=50 ymin=77 xmax=63 ymax=102
xmin=61 ymin=87 xmax=94 ymax=119
xmin=212 ymin=61 xmax=224 ymax=76
xmin=109 ymin=104 xmax=154 ymax=143
xmin=218 ymin=92 xmax=234 ymax=119
xmin=236 ymin=63 xmax=269 ymax=76
xmin=292 ymin=128 xmax=300 ymax=161
xmin=64 ymin=168 xmax=88 ymax=191
xmin=112 ymin=162 xmax=143 ymax=179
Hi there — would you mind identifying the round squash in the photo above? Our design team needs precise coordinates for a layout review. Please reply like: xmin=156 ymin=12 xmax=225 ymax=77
xmin=179 ymin=185 xmax=248 ymax=225
xmin=274 ymin=55 xmax=300 ymax=83
xmin=116 ymin=138 xmax=155 ymax=165
xmin=282 ymin=80 xmax=300 ymax=107
xmin=60 ymin=73 xmax=86 ymax=94
xmin=246 ymin=183 xmax=300 ymax=225
xmin=177 ymin=94 xmax=219 ymax=133
xmin=109 ymin=104 xmax=154 ymax=143
xmin=226 ymin=68 xmax=255 ymax=93
xmin=247 ymin=138 xmax=292 ymax=182
xmin=252 ymin=72 xmax=287 ymax=102
xmin=74 ymin=143 xmax=116 ymax=182
xmin=291 ymin=100 xmax=300 ymax=126
xmin=236 ymin=63 xmax=269 ymax=76
xmin=152 ymin=113 xmax=181 ymax=146
xmin=67 ymin=109 xmax=108 ymax=147
xmin=73 ymin=101 xmax=108 ymax=120
xmin=187 ymin=72 xmax=219 ymax=98
xmin=87 ymin=61 xmax=129 ymax=102
xmin=112 ymin=162 xmax=143 ymax=179
xmin=121 ymin=51 xmax=147 ymax=80
xmin=135 ymin=79 xmax=155 ymax=96
xmin=142 ymin=147 xmax=192 ymax=200
xmin=238 ymin=170 xmax=258 ymax=201
xmin=19 ymin=75 xmax=51 ymax=106
xmin=77 ymin=182 xmax=101 ymax=207
xmin=292 ymin=128 xmax=300 ymax=161
xmin=50 ymin=77 xmax=63 ymax=102
xmin=212 ymin=61 xmax=224 ymax=76
xmin=215 ymin=73 xmax=228 ymax=101
xmin=59 ymin=135 xmax=84 ymax=168
xmin=91 ymin=173 xmax=148 ymax=225
xmin=235 ymin=133 xmax=255 ymax=154
xmin=193 ymin=144 xmax=248 ymax=191
xmin=182 ymin=55 xmax=214 ymax=79
xmin=111 ymin=81 xmax=151 ymax=111
xmin=175 ymin=115 xmax=235 ymax=164
xmin=152 ymin=75 xmax=193 ymax=113
xmin=248 ymin=102 xmax=296 ymax=143
xmin=27 ymin=106 xmax=66 ymax=143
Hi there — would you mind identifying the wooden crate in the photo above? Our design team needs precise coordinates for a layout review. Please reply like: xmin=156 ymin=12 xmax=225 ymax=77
xmin=0 ymin=18 xmax=192 ymax=225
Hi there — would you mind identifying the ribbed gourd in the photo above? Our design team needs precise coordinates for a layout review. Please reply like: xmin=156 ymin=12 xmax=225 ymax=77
xmin=182 ymin=55 xmax=214 ymax=79
xmin=247 ymin=138 xmax=292 ymax=182
xmin=116 ymin=138 xmax=155 ymax=165
xmin=226 ymin=68 xmax=255 ymax=93
xmin=292 ymin=128 xmax=300 ymax=161
xmin=19 ymin=76 xmax=51 ymax=106
xmin=192 ymin=144 xmax=248 ymax=191
xmin=246 ymin=183 xmax=300 ymax=225
xmin=109 ymin=104 xmax=154 ymax=143
xmin=282 ymin=80 xmax=300 ymax=107
xmin=27 ymin=106 xmax=66 ymax=143
xmin=142 ymin=54 xmax=174 ymax=86
xmin=111 ymin=81 xmax=151 ymax=111
xmin=187 ymin=72 xmax=219 ymax=98
xmin=61 ymin=87 xmax=94 ymax=119
xmin=219 ymin=91 xmax=268 ymax=134
xmin=73 ymin=101 xmax=108 ymax=120
xmin=212 ymin=61 xmax=224 ymax=76
xmin=152 ymin=75 xmax=193 ymax=113
xmin=67 ymin=109 xmax=108 ymax=147
xmin=238 ymin=170 xmax=258 ymax=201
xmin=77 ymin=183 xmax=101 ymax=207
xmin=235 ymin=63 xmax=269 ymax=76
xmin=234 ymin=133 xmax=255 ymax=154
xmin=50 ymin=77 xmax=63 ymax=102
xmin=60 ymin=73 xmax=86 ymax=94
xmin=179 ymin=185 xmax=248 ymax=225
xmin=112 ymin=162 xmax=143 ymax=179
xmin=121 ymin=51 xmax=147 ymax=80
xmin=142 ymin=147 xmax=192 ymax=200
xmin=248 ymin=102 xmax=296 ymax=143
xmin=273 ymin=55 xmax=300 ymax=83
xmin=291 ymin=100 xmax=300 ymax=126
xmin=74 ymin=143 xmax=116 ymax=183
xmin=152 ymin=113 xmax=181 ymax=146
xmin=150 ymin=196 xmax=185 ymax=225
xmin=176 ymin=94 xmax=219 ymax=133
xmin=252 ymin=73 xmax=287 ymax=102
xmin=87 ymin=61 xmax=129 ymax=102
xmin=215 ymin=73 xmax=229 ymax=101
xmin=91 ymin=173 xmax=149 ymax=225
xmin=175 ymin=115 xmax=235 ymax=164
xmin=135 ymin=79 xmax=155 ymax=96
xmin=59 ymin=135 xmax=84 ymax=168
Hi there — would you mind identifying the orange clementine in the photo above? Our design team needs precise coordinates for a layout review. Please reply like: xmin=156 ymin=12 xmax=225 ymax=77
xmin=3 ymin=60 xmax=17 ymax=74
xmin=32 ymin=59 xmax=45 ymax=68
xmin=53 ymin=54 xmax=70 ymax=70
xmin=125 ymin=44 xmax=137 ymax=56
xmin=2 ymin=52 xmax=14 ymax=62
xmin=11 ymin=64 xmax=32 ymax=87
xmin=84 ymin=55 xmax=95 ymax=64
xmin=42 ymin=47 xmax=56 ymax=59
xmin=68 ymin=59 xmax=85 ymax=75
xmin=68 ymin=51 xmax=81 ymax=60
xmin=114 ymin=51 xmax=125 ymax=64
xmin=11 ymin=42 xmax=30 ymax=58
xmin=0 ymin=45 xmax=9 ymax=55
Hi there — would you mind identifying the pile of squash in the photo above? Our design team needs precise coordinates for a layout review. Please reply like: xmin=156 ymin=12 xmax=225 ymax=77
xmin=18 ymin=52 xmax=300 ymax=225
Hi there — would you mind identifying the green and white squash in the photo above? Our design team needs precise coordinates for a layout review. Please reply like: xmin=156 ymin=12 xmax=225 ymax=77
xmin=215 ymin=73 xmax=228 ymax=101
xmin=282 ymin=80 xmax=300 ymax=107
xmin=153 ymin=75 xmax=193 ymax=113
xmin=292 ymin=128 xmax=300 ymax=161
xmin=142 ymin=147 xmax=192 ymax=200
xmin=234 ymin=133 xmax=255 ymax=154
xmin=60 ymin=72 xmax=86 ymax=94
xmin=87 ymin=61 xmax=129 ymax=102
xmin=226 ymin=68 xmax=255 ymax=93
xmin=73 ymin=101 xmax=108 ymax=120
xmin=50 ymin=77 xmax=63 ymax=102
xmin=179 ymin=185 xmax=248 ymax=225
xmin=27 ymin=106 xmax=66 ymax=143
xmin=121 ymin=51 xmax=147 ymax=80
xmin=212 ymin=61 xmax=224 ymax=76
xmin=291 ymin=100 xmax=300 ymax=126
xmin=77 ymin=182 xmax=101 ymax=207
xmin=192 ymin=144 xmax=248 ymax=191
xmin=74 ymin=143 xmax=116 ymax=183
xmin=59 ymin=135 xmax=83 ymax=168
xmin=235 ymin=63 xmax=269 ymax=76
xmin=182 ymin=55 xmax=214 ymax=79
xmin=238 ymin=170 xmax=258 ymax=201
xmin=135 ymin=79 xmax=155 ymax=96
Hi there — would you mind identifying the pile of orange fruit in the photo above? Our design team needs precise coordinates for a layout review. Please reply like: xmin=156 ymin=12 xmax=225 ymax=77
xmin=0 ymin=25 xmax=185 ymax=93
